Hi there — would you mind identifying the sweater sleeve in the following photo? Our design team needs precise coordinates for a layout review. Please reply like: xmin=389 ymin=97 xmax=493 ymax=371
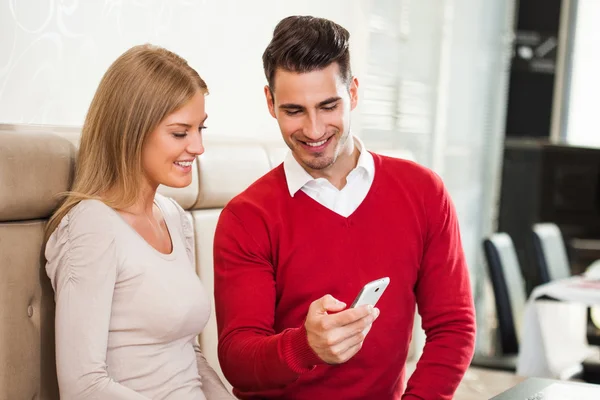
xmin=213 ymin=207 xmax=323 ymax=392
xmin=44 ymin=201 xmax=150 ymax=400
xmin=402 ymin=173 xmax=476 ymax=400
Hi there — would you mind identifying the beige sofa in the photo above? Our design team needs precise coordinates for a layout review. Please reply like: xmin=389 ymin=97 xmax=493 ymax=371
xmin=0 ymin=125 xmax=281 ymax=398
xmin=0 ymin=125 xmax=523 ymax=400
xmin=0 ymin=129 xmax=73 ymax=400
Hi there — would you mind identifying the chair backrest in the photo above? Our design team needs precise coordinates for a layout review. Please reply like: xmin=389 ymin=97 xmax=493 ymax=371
xmin=483 ymin=232 xmax=527 ymax=355
xmin=531 ymin=222 xmax=571 ymax=284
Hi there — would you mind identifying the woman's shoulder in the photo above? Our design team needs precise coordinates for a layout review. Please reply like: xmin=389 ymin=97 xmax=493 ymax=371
xmin=68 ymin=199 xmax=120 ymax=232
xmin=154 ymin=193 xmax=187 ymax=226
xmin=45 ymin=199 xmax=120 ymax=283
xmin=47 ymin=199 xmax=119 ymax=250
xmin=154 ymin=193 xmax=194 ymax=246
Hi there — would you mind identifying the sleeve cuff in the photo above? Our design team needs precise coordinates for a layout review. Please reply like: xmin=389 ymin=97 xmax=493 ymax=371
xmin=279 ymin=326 xmax=324 ymax=373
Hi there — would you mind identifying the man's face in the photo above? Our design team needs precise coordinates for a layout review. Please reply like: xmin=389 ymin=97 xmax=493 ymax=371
xmin=265 ymin=63 xmax=358 ymax=175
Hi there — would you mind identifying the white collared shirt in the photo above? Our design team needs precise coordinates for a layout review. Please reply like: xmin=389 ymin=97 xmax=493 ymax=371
xmin=283 ymin=137 xmax=375 ymax=217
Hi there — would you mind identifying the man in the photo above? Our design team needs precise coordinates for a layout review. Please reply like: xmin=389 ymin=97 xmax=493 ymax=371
xmin=213 ymin=15 xmax=475 ymax=399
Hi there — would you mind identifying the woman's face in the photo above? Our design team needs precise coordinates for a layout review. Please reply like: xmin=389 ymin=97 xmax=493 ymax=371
xmin=141 ymin=90 xmax=207 ymax=189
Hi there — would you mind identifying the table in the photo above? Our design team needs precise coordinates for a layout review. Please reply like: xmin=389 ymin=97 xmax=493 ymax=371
xmin=491 ymin=377 xmax=600 ymax=399
xmin=516 ymin=275 xmax=600 ymax=378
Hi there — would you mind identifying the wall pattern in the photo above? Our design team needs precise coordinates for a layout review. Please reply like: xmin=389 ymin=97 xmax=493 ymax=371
xmin=0 ymin=0 xmax=370 ymax=140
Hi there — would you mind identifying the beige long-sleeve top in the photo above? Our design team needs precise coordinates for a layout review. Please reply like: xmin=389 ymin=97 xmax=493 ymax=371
xmin=45 ymin=194 xmax=233 ymax=400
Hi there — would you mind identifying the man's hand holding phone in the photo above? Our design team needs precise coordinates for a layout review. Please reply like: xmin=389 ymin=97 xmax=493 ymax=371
xmin=304 ymin=294 xmax=380 ymax=364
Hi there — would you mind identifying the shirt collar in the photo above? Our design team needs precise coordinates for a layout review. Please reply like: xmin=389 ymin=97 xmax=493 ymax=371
xmin=283 ymin=136 xmax=375 ymax=197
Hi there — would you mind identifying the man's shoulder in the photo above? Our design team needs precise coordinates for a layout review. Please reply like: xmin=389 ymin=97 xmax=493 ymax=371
xmin=373 ymin=152 xmax=442 ymax=192
xmin=225 ymin=165 xmax=288 ymax=215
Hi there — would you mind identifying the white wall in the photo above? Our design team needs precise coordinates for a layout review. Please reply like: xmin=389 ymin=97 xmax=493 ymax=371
xmin=565 ymin=0 xmax=600 ymax=147
xmin=361 ymin=0 xmax=515 ymax=356
xmin=434 ymin=0 xmax=515 ymax=355
xmin=0 ymin=0 xmax=371 ymax=142
xmin=2 ymin=1 xmax=514 ymax=357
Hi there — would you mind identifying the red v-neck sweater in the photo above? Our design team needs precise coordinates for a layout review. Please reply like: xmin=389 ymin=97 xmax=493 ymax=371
xmin=213 ymin=153 xmax=475 ymax=400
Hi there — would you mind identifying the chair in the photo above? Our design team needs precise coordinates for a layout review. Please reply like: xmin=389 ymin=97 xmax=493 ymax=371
xmin=586 ymin=261 xmax=600 ymax=350
xmin=531 ymin=223 xmax=571 ymax=284
xmin=531 ymin=222 xmax=600 ymax=383
xmin=472 ymin=233 xmax=527 ymax=371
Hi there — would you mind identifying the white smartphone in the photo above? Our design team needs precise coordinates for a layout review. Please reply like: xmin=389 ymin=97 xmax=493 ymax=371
xmin=350 ymin=277 xmax=390 ymax=308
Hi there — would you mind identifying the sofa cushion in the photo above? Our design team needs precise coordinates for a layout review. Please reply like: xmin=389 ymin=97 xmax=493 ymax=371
xmin=263 ymin=143 xmax=289 ymax=169
xmin=0 ymin=131 xmax=74 ymax=222
xmin=0 ymin=221 xmax=59 ymax=400
xmin=194 ymin=143 xmax=271 ymax=209
xmin=192 ymin=209 xmax=232 ymax=391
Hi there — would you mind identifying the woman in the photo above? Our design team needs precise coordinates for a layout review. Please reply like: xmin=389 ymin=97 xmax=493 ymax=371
xmin=45 ymin=44 xmax=233 ymax=399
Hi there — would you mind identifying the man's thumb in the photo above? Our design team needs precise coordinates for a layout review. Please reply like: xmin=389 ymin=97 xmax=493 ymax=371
xmin=320 ymin=294 xmax=347 ymax=313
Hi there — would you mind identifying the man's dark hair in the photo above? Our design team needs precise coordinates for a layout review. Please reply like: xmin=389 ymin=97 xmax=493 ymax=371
xmin=262 ymin=16 xmax=352 ymax=90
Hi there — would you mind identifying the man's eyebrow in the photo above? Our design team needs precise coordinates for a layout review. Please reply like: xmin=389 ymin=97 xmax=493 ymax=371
xmin=278 ymin=97 xmax=341 ymax=110
xmin=279 ymin=103 xmax=304 ymax=110
xmin=317 ymin=97 xmax=341 ymax=107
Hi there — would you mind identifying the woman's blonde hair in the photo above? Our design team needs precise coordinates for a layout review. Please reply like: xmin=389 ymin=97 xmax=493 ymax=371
xmin=45 ymin=44 xmax=208 ymax=242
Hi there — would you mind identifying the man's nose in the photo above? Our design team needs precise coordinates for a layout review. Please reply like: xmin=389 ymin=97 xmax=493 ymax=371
xmin=303 ymin=114 xmax=325 ymax=140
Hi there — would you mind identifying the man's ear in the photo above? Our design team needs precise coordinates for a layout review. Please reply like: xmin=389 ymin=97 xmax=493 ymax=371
xmin=349 ymin=76 xmax=359 ymax=111
xmin=264 ymin=85 xmax=276 ymax=118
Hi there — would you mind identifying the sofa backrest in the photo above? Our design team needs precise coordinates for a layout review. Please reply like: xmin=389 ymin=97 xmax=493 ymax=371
xmin=0 ymin=125 xmax=285 ymax=397
xmin=0 ymin=129 xmax=75 ymax=400
xmin=180 ymin=140 xmax=276 ymax=389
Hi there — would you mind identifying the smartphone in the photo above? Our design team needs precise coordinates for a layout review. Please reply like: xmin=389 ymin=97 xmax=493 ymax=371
xmin=350 ymin=277 xmax=390 ymax=308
